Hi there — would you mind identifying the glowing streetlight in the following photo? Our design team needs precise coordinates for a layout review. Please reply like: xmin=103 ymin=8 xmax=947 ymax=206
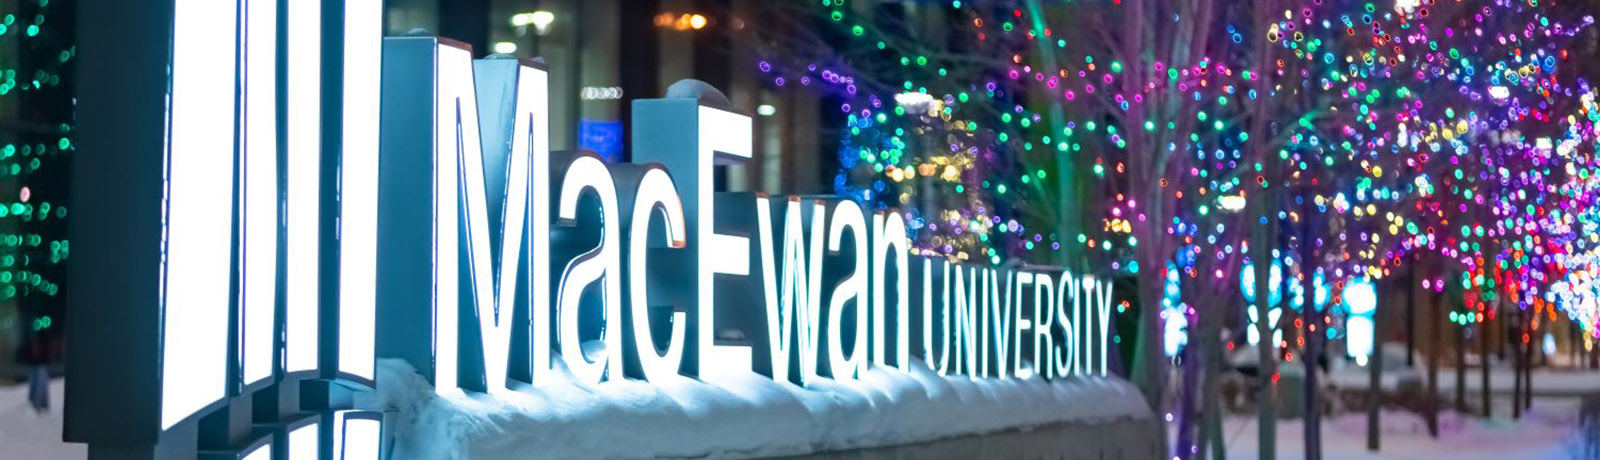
xmin=530 ymin=11 xmax=555 ymax=36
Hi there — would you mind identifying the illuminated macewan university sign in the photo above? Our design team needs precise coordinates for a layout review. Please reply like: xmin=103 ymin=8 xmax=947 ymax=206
xmin=66 ymin=1 xmax=1117 ymax=459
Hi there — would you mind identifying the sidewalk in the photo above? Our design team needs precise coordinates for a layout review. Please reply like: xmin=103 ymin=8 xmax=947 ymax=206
xmin=1212 ymin=398 xmax=1597 ymax=460
xmin=1325 ymin=367 xmax=1600 ymax=397
xmin=0 ymin=378 xmax=80 ymax=459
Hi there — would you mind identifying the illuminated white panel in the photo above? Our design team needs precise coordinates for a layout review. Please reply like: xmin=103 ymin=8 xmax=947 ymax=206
xmin=921 ymin=258 xmax=932 ymax=369
xmin=523 ymin=67 xmax=553 ymax=384
xmin=430 ymin=44 xmax=476 ymax=393
xmin=695 ymin=106 xmax=754 ymax=381
xmin=241 ymin=442 xmax=272 ymax=460
xmin=285 ymin=0 xmax=321 ymax=374
xmin=338 ymin=0 xmax=382 ymax=381
xmin=629 ymin=169 xmax=687 ymax=381
xmin=555 ymin=156 xmax=621 ymax=385
xmin=239 ymin=0 xmax=278 ymax=387
xmin=975 ymin=271 xmax=990 ymax=377
xmin=1030 ymin=273 xmax=1055 ymax=379
xmin=825 ymin=200 xmax=866 ymax=379
xmin=333 ymin=412 xmax=382 ymax=460
xmin=938 ymin=261 xmax=953 ymax=375
xmin=288 ymin=422 xmax=319 ymax=460
xmin=341 ymin=418 xmax=382 ymax=460
xmin=870 ymin=212 xmax=908 ymax=370
xmin=161 ymin=0 xmax=237 ymax=430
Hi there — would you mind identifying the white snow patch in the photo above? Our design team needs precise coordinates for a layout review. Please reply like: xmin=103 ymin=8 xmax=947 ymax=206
xmin=360 ymin=358 xmax=1152 ymax=460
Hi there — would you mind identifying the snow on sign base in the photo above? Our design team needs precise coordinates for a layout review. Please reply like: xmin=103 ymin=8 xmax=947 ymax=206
xmin=361 ymin=358 xmax=1152 ymax=460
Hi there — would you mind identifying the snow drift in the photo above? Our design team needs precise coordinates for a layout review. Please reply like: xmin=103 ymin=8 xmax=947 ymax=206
xmin=359 ymin=358 xmax=1153 ymax=459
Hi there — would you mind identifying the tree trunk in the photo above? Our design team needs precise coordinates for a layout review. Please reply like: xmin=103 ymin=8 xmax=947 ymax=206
xmin=1480 ymin=305 xmax=1491 ymax=417
xmin=1202 ymin=307 xmax=1227 ymax=460
xmin=1426 ymin=284 xmax=1440 ymax=438
xmin=1407 ymin=277 xmax=1416 ymax=367
xmin=1580 ymin=335 xmax=1593 ymax=372
xmin=1298 ymin=211 xmax=1320 ymax=460
xmin=1513 ymin=309 xmax=1523 ymax=419
xmin=1249 ymin=189 xmax=1277 ymax=460
xmin=1366 ymin=276 xmax=1384 ymax=452
xmin=1198 ymin=252 xmax=1230 ymax=460
xmin=1177 ymin=332 xmax=1200 ymax=460
xmin=1523 ymin=312 xmax=1534 ymax=411
xmin=1456 ymin=323 xmax=1467 ymax=412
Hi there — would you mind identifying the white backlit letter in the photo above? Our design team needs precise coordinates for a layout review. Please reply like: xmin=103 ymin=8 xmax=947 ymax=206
xmin=556 ymin=156 xmax=622 ymax=384
xmin=696 ymin=107 xmax=755 ymax=381
xmin=630 ymin=169 xmax=688 ymax=381
xmin=1031 ymin=272 xmax=1055 ymax=379
xmin=758 ymin=198 xmax=820 ymax=383
xmin=871 ymin=211 xmax=909 ymax=370
xmin=826 ymin=200 xmax=868 ymax=379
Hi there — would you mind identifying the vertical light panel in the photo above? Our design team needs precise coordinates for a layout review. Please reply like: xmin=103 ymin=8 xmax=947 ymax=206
xmin=695 ymin=106 xmax=753 ymax=381
xmin=430 ymin=44 xmax=476 ymax=393
xmin=336 ymin=414 xmax=382 ymax=460
xmin=284 ymin=0 xmax=321 ymax=373
xmin=239 ymin=0 xmax=279 ymax=387
xmin=287 ymin=421 xmax=320 ymax=460
xmin=338 ymin=0 xmax=382 ymax=381
xmin=161 ymin=0 xmax=238 ymax=430
xmin=525 ymin=66 xmax=553 ymax=384
xmin=922 ymin=257 xmax=933 ymax=370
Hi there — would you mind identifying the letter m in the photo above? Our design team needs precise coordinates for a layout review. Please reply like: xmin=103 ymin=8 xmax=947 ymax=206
xmin=377 ymin=37 xmax=552 ymax=395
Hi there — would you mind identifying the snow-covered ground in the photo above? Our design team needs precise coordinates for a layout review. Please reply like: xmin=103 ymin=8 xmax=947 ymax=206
xmin=0 ymin=378 xmax=82 ymax=459
xmin=364 ymin=358 xmax=1154 ymax=459
xmin=0 ymin=360 xmax=1155 ymax=460
xmin=1208 ymin=398 xmax=1599 ymax=460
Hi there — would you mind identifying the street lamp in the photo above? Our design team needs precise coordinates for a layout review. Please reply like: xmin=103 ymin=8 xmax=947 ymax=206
xmin=530 ymin=11 xmax=555 ymax=36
